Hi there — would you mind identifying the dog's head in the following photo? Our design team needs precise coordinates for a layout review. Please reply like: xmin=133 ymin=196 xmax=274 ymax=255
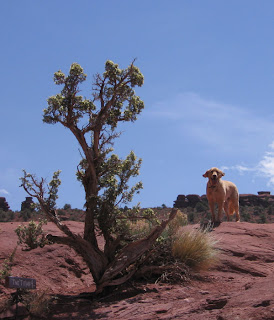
xmin=203 ymin=167 xmax=225 ymax=186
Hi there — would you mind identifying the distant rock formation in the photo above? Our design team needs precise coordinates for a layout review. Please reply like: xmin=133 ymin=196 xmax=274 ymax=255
xmin=21 ymin=197 xmax=34 ymax=211
xmin=0 ymin=197 xmax=10 ymax=211
xmin=174 ymin=191 xmax=274 ymax=208
xmin=174 ymin=194 xmax=207 ymax=208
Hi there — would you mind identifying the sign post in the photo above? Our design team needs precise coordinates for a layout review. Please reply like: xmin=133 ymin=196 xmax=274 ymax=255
xmin=5 ymin=276 xmax=36 ymax=319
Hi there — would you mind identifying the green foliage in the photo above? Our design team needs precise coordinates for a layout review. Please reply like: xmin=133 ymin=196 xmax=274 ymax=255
xmin=127 ymin=208 xmax=163 ymax=240
xmin=128 ymin=220 xmax=152 ymax=240
xmin=63 ymin=203 xmax=72 ymax=210
xmin=0 ymin=246 xmax=17 ymax=281
xmin=259 ymin=212 xmax=267 ymax=224
xmin=43 ymin=60 xmax=144 ymax=129
xmin=240 ymin=207 xmax=251 ymax=222
xmin=21 ymin=209 xmax=33 ymax=221
xmin=253 ymin=206 xmax=263 ymax=216
xmin=23 ymin=60 xmax=145 ymax=240
xmin=0 ymin=210 xmax=14 ymax=222
xmin=267 ymin=204 xmax=274 ymax=215
xmin=155 ymin=210 xmax=188 ymax=245
xmin=195 ymin=201 xmax=209 ymax=213
xmin=15 ymin=220 xmax=49 ymax=250
xmin=188 ymin=211 xmax=195 ymax=223
xmin=20 ymin=170 xmax=61 ymax=212
xmin=172 ymin=227 xmax=219 ymax=271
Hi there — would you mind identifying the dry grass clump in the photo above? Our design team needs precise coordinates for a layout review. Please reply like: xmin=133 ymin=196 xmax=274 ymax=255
xmin=22 ymin=290 xmax=51 ymax=318
xmin=129 ymin=210 xmax=218 ymax=283
xmin=172 ymin=227 xmax=219 ymax=271
xmin=129 ymin=219 xmax=152 ymax=239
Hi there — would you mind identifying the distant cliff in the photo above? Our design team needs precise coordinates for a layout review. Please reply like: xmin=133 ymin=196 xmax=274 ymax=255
xmin=174 ymin=191 xmax=274 ymax=208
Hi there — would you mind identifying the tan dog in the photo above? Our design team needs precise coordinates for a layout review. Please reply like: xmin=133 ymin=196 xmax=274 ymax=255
xmin=203 ymin=167 xmax=240 ymax=223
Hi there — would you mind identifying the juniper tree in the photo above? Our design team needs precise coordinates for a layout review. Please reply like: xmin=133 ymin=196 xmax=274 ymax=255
xmin=21 ymin=60 xmax=177 ymax=293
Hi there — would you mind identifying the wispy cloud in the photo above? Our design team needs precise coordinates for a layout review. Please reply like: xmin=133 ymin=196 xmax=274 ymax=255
xmin=257 ymin=143 xmax=274 ymax=186
xmin=148 ymin=92 xmax=274 ymax=154
xmin=0 ymin=189 xmax=9 ymax=195
xmin=224 ymin=142 xmax=274 ymax=187
xmin=221 ymin=165 xmax=255 ymax=175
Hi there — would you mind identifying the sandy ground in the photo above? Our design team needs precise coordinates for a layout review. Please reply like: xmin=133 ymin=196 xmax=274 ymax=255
xmin=0 ymin=221 xmax=274 ymax=319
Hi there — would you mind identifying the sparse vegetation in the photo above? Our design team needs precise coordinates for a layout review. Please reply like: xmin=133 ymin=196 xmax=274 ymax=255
xmin=15 ymin=219 xmax=49 ymax=250
xmin=63 ymin=203 xmax=72 ymax=210
xmin=172 ymin=227 xmax=219 ymax=271
xmin=0 ymin=210 xmax=14 ymax=222
xmin=0 ymin=246 xmax=17 ymax=281
xmin=21 ymin=290 xmax=51 ymax=318
xmin=20 ymin=60 xmax=180 ymax=293
xmin=21 ymin=209 xmax=33 ymax=221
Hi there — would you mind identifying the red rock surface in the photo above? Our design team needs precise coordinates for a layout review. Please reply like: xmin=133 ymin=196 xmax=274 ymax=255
xmin=1 ymin=221 xmax=274 ymax=319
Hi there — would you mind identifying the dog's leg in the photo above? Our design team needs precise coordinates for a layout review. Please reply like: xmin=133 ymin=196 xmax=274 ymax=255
xmin=217 ymin=201 xmax=224 ymax=223
xmin=209 ymin=202 xmax=216 ymax=222
xmin=235 ymin=203 xmax=240 ymax=222
xmin=224 ymin=201 xmax=230 ymax=221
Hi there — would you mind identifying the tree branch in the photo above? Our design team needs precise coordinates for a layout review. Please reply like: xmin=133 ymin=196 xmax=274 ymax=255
xmin=96 ymin=208 xmax=178 ymax=292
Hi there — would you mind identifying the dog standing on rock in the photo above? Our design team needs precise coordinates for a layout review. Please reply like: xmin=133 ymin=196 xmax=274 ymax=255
xmin=203 ymin=167 xmax=240 ymax=224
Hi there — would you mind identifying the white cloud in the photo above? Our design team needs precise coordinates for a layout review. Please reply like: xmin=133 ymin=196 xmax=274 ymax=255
xmin=0 ymin=189 xmax=9 ymax=195
xmin=148 ymin=92 xmax=274 ymax=154
xmin=221 ymin=165 xmax=255 ymax=175
xmin=223 ymin=142 xmax=274 ymax=187
xmin=257 ymin=143 xmax=274 ymax=186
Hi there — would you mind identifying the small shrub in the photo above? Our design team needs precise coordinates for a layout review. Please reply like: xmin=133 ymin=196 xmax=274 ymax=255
xmin=15 ymin=220 xmax=49 ymax=250
xmin=21 ymin=209 xmax=33 ymax=221
xmin=195 ymin=201 xmax=208 ymax=213
xmin=162 ymin=209 xmax=188 ymax=238
xmin=241 ymin=208 xmax=251 ymax=222
xmin=22 ymin=290 xmax=51 ymax=318
xmin=0 ymin=247 xmax=17 ymax=281
xmin=63 ymin=203 xmax=71 ymax=210
xmin=188 ymin=211 xmax=195 ymax=223
xmin=129 ymin=220 xmax=151 ymax=239
xmin=172 ymin=227 xmax=219 ymax=271
xmin=259 ymin=213 xmax=267 ymax=224
xmin=0 ymin=210 xmax=14 ymax=222
xmin=267 ymin=205 xmax=274 ymax=215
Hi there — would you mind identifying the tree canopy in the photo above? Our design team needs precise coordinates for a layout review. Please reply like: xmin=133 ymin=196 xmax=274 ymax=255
xmin=21 ymin=60 xmax=177 ymax=292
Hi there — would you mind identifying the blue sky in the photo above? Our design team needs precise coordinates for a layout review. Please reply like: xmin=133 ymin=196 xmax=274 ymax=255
xmin=0 ymin=0 xmax=273 ymax=210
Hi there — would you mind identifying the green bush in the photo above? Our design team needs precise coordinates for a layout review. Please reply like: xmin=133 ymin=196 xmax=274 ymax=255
xmin=163 ymin=209 xmax=188 ymax=238
xmin=195 ymin=201 xmax=208 ymax=213
xmin=0 ymin=246 xmax=17 ymax=281
xmin=63 ymin=203 xmax=72 ymax=210
xmin=241 ymin=208 xmax=251 ymax=222
xmin=259 ymin=213 xmax=267 ymax=224
xmin=15 ymin=220 xmax=49 ymax=250
xmin=21 ymin=209 xmax=33 ymax=221
xmin=0 ymin=210 xmax=14 ymax=222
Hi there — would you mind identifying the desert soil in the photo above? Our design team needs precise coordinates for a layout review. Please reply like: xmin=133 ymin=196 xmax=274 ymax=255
xmin=0 ymin=221 xmax=274 ymax=319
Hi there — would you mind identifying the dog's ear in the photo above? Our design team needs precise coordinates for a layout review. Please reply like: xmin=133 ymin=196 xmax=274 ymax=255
xmin=203 ymin=170 xmax=209 ymax=178
xmin=218 ymin=169 xmax=225 ymax=177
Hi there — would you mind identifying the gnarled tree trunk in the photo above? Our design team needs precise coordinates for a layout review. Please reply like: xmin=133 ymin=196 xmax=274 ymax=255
xmin=46 ymin=208 xmax=178 ymax=292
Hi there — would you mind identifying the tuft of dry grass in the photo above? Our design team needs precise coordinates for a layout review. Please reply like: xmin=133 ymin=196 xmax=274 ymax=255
xmin=22 ymin=290 xmax=51 ymax=318
xmin=128 ymin=220 xmax=152 ymax=239
xmin=172 ymin=227 xmax=219 ymax=271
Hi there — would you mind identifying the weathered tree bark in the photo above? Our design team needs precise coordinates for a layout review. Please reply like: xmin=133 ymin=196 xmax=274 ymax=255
xmin=46 ymin=208 xmax=178 ymax=292
xmin=96 ymin=208 xmax=178 ymax=292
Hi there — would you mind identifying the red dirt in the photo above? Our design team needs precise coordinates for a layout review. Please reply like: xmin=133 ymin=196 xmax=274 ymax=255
xmin=1 ymin=221 xmax=274 ymax=319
